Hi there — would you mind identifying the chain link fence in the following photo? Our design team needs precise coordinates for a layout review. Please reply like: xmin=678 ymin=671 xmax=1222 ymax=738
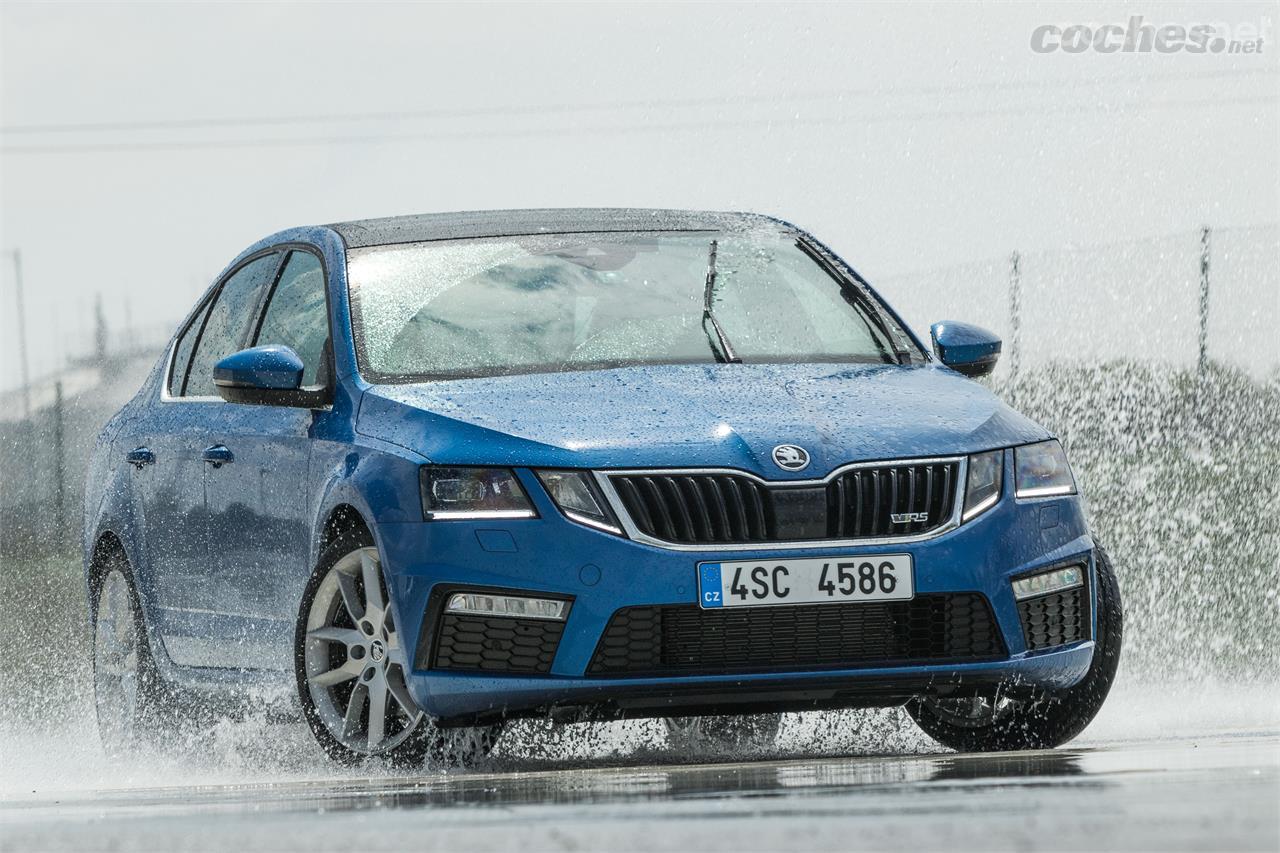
xmin=874 ymin=225 xmax=1279 ymax=381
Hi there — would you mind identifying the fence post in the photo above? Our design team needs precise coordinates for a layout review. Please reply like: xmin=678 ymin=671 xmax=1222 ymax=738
xmin=11 ymin=249 xmax=32 ymax=418
xmin=54 ymin=380 xmax=65 ymax=549
xmin=1198 ymin=226 xmax=1211 ymax=375
xmin=1008 ymin=250 xmax=1022 ymax=404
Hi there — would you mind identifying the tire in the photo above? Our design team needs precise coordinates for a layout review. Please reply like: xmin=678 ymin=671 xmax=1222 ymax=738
xmin=91 ymin=551 xmax=171 ymax=757
xmin=907 ymin=547 xmax=1123 ymax=752
xmin=663 ymin=713 xmax=783 ymax=754
xmin=295 ymin=529 xmax=503 ymax=767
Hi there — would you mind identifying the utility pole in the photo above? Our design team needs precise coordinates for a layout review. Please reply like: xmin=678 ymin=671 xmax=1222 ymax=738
xmin=53 ymin=380 xmax=66 ymax=545
xmin=1198 ymin=226 xmax=1211 ymax=375
xmin=1008 ymin=250 xmax=1022 ymax=405
xmin=94 ymin=292 xmax=108 ymax=360
xmin=124 ymin=295 xmax=134 ymax=355
xmin=8 ymin=250 xmax=32 ymax=418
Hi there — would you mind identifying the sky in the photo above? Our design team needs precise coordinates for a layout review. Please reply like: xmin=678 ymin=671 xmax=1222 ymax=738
xmin=1 ymin=0 xmax=1277 ymax=391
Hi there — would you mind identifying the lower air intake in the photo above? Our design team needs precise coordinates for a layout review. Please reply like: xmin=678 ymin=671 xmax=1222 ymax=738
xmin=431 ymin=613 xmax=565 ymax=674
xmin=588 ymin=593 xmax=1005 ymax=676
xmin=1017 ymin=586 xmax=1090 ymax=652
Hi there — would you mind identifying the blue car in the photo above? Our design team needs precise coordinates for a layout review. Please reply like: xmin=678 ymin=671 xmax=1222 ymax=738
xmin=84 ymin=209 xmax=1121 ymax=764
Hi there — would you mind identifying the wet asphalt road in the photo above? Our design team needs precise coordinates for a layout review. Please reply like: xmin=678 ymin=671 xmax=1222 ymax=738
xmin=2 ymin=731 xmax=1276 ymax=852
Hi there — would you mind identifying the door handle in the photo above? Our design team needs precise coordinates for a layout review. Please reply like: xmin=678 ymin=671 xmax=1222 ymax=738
xmin=125 ymin=447 xmax=155 ymax=469
xmin=202 ymin=445 xmax=234 ymax=468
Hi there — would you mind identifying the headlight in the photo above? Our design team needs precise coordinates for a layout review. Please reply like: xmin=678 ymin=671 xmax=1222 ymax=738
xmin=962 ymin=450 xmax=1003 ymax=521
xmin=420 ymin=467 xmax=536 ymax=520
xmin=1015 ymin=440 xmax=1076 ymax=498
xmin=535 ymin=470 xmax=622 ymax=534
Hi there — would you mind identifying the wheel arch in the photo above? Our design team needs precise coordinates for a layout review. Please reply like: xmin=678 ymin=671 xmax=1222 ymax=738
xmin=309 ymin=440 xmax=427 ymax=569
xmin=86 ymin=529 xmax=128 ymax=606
xmin=83 ymin=527 xmax=169 ymax=674
xmin=319 ymin=503 xmax=373 ymax=554
xmin=85 ymin=515 xmax=167 ymax=664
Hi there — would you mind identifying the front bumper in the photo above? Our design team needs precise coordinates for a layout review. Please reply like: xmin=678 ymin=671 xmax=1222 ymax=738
xmin=376 ymin=466 xmax=1098 ymax=723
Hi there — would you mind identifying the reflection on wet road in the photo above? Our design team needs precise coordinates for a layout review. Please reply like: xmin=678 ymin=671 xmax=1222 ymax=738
xmin=2 ymin=733 xmax=1276 ymax=851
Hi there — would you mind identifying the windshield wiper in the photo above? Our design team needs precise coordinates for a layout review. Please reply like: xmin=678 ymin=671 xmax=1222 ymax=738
xmin=702 ymin=240 xmax=741 ymax=364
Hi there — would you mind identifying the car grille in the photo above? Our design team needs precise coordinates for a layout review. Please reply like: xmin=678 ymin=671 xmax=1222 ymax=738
xmin=430 ymin=613 xmax=565 ymax=674
xmin=587 ymin=593 xmax=1004 ymax=676
xmin=607 ymin=460 xmax=959 ymax=545
xmin=829 ymin=462 xmax=957 ymax=537
xmin=1018 ymin=585 xmax=1090 ymax=652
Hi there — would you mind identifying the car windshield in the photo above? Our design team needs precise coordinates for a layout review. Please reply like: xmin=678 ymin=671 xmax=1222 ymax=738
xmin=346 ymin=229 xmax=918 ymax=381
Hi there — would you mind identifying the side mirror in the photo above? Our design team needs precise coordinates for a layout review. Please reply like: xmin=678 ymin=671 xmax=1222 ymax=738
xmin=930 ymin=321 xmax=1001 ymax=378
xmin=213 ymin=345 xmax=330 ymax=408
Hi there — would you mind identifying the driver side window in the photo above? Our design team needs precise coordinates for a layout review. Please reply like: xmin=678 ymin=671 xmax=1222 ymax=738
xmin=180 ymin=253 xmax=281 ymax=397
xmin=253 ymin=251 xmax=329 ymax=387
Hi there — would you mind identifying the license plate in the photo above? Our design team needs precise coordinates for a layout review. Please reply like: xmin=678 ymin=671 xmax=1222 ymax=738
xmin=698 ymin=555 xmax=914 ymax=609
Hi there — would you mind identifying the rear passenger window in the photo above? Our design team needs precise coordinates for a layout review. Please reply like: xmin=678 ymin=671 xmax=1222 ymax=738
xmin=182 ymin=253 xmax=280 ymax=397
xmin=168 ymin=298 xmax=213 ymax=396
xmin=253 ymin=251 xmax=329 ymax=387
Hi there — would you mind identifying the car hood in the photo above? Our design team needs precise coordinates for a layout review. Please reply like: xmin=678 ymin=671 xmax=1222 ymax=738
xmin=356 ymin=363 xmax=1049 ymax=478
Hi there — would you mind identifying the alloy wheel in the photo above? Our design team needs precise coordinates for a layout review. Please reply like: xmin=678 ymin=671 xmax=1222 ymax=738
xmin=93 ymin=569 xmax=142 ymax=754
xmin=302 ymin=547 xmax=421 ymax=755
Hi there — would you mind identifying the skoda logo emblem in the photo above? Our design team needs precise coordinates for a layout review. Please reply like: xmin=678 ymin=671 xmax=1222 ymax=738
xmin=772 ymin=444 xmax=810 ymax=472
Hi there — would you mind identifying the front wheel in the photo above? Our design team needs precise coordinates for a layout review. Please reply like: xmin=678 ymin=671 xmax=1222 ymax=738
xmin=295 ymin=531 xmax=503 ymax=766
xmin=907 ymin=548 xmax=1123 ymax=752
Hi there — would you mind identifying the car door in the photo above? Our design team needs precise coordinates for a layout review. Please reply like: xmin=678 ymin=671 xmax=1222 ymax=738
xmin=141 ymin=251 xmax=283 ymax=668
xmin=120 ymin=295 xmax=215 ymax=646
xmin=202 ymin=249 xmax=331 ymax=670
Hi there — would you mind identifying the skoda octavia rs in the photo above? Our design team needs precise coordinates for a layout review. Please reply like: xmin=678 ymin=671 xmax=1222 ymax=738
xmin=84 ymin=208 xmax=1121 ymax=764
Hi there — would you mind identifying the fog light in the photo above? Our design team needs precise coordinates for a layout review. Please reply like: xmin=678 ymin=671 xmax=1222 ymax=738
xmin=1012 ymin=565 xmax=1084 ymax=601
xmin=445 ymin=592 xmax=568 ymax=621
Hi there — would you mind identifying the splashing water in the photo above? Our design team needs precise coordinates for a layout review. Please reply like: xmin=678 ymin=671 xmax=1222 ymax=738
xmin=1 ymin=362 xmax=1276 ymax=794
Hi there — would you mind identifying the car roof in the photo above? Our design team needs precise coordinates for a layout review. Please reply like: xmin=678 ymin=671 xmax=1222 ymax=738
xmin=328 ymin=207 xmax=788 ymax=248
